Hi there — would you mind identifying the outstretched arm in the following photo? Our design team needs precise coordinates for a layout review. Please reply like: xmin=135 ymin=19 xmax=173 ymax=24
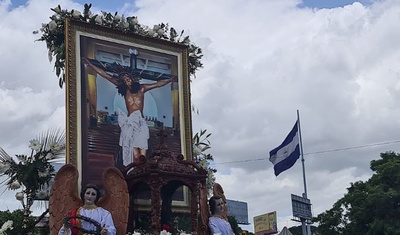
xmin=82 ymin=58 xmax=118 ymax=86
xmin=142 ymin=75 xmax=177 ymax=92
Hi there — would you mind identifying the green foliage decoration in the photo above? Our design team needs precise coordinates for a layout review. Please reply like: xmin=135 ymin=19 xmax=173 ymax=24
xmin=33 ymin=3 xmax=203 ymax=88
xmin=0 ymin=128 xmax=66 ymax=234
xmin=192 ymin=129 xmax=216 ymax=193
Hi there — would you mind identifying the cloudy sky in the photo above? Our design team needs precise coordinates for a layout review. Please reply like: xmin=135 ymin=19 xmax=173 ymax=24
xmin=1 ymin=0 xmax=400 ymax=233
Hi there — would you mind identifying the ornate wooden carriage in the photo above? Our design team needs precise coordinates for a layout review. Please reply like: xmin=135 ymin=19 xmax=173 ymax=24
xmin=122 ymin=138 xmax=209 ymax=234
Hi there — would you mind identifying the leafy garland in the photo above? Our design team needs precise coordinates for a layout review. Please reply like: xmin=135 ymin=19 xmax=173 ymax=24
xmin=33 ymin=3 xmax=203 ymax=88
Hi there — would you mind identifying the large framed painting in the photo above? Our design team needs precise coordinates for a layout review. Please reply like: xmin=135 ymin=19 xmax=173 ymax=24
xmin=64 ymin=19 xmax=193 ymax=196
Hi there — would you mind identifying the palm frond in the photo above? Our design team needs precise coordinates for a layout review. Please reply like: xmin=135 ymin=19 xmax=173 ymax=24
xmin=36 ymin=127 xmax=66 ymax=159
xmin=0 ymin=147 xmax=12 ymax=162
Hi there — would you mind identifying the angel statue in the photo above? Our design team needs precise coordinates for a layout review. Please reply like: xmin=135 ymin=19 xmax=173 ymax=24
xmin=199 ymin=182 xmax=230 ymax=234
xmin=212 ymin=183 xmax=228 ymax=221
xmin=207 ymin=183 xmax=234 ymax=235
xmin=48 ymin=164 xmax=129 ymax=235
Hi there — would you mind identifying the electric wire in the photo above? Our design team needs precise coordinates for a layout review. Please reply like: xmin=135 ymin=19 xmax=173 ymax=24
xmin=215 ymin=140 xmax=400 ymax=165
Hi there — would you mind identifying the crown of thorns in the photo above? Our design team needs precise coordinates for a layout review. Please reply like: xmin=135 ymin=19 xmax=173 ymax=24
xmin=63 ymin=215 xmax=102 ymax=235
xmin=109 ymin=62 xmax=141 ymax=82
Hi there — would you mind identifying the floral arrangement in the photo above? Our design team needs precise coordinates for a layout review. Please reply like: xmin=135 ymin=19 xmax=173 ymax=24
xmin=33 ymin=3 xmax=203 ymax=88
xmin=193 ymin=129 xmax=216 ymax=194
xmin=127 ymin=229 xmax=192 ymax=235
xmin=160 ymin=229 xmax=171 ymax=235
xmin=0 ymin=128 xmax=66 ymax=233
xmin=0 ymin=220 xmax=13 ymax=235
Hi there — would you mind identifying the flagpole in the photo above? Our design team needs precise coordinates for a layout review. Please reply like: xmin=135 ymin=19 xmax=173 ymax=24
xmin=297 ymin=109 xmax=311 ymax=235
xmin=297 ymin=110 xmax=308 ymax=198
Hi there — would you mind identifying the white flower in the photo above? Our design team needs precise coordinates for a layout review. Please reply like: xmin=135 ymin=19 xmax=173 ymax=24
xmin=53 ymin=6 xmax=61 ymax=13
xmin=148 ymin=30 xmax=155 ymax=37
xmin=4 ymin=220 xmax=13 ymax=227
xmin=207 ymin=170 xmax=215 ymax=186
xmin=179 ymin=232 xmax=192 ymax=235
xmin=153 ymin=25 xmax=160 ymax=31
xmin=160 ymin=230 xmax=171 ymax=235
xmin=198 ymin=158 xmax=209 ymax=168
xmin=45 ymin=152 xmax=54 ymax=160
xmin=49 ymin=142 xmax=60 ymax=152
xmin=114 ymin=15 xmax=121 ymax=22
xmin=157 ymin=28 xmax=164 ymax=35
xmin=48 ymin=20 xmax=57 ymax=32
xmin=10 ymin=181 xmax=21 ymax=190
xmin=0 ymin=220 xmax=13 ymax=234
xmin=182 ymin=37 xmax=190 ymax=44
xmin=193 ymin=145 xmax=202 ymax=155
xmin=130 ymin=17 xmax=138 ymax=25
xmin=36 ymin=190 xmax=48 ymax=199
xmin=15 ymin=192 xmax=24 ymax=201
xmin=29 ymin=139 xmax=42 ymax=151
xmin=95 ymin=15 xmax=102 ymax=24
xmin=72 ymin=10 xmax=81 ymax=18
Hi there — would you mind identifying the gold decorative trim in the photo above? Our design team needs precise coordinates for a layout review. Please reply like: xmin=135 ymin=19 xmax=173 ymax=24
xmin=65 ymin=18 xmax=192 ymax=181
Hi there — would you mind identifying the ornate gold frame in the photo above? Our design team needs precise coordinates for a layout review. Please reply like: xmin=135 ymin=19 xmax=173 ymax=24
xmin=65 ymin=19 xmax=193 ymax=189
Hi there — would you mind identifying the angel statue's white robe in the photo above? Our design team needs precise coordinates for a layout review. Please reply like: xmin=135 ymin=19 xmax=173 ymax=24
xmin=58 ymin=206 xmax=116 ymax=235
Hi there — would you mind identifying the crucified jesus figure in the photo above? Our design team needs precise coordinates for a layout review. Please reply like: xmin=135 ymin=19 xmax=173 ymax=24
xmin=83 ymin=57 xmax=177 ymax=165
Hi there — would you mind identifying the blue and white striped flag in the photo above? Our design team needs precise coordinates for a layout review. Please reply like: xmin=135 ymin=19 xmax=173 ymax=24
xmin=269 ymin=121 xmax=300 ymax=176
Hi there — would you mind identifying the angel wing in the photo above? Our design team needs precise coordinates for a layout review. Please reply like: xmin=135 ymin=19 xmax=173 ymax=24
xmin=49 ymin=164 xmax=82 ymax=235
xmin=97 ymin=167 xmax=129 ymax=235
xmin=213 ymin=182 xmax=228 ymax=221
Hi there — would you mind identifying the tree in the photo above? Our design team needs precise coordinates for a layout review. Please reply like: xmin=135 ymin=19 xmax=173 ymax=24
xmin=288 ymin=225 xmax=318 ymax=235
xmin=228 ymin=216 xmax=242 ymax=235
xmin=314 ymin=151 xmax=400 ymax=235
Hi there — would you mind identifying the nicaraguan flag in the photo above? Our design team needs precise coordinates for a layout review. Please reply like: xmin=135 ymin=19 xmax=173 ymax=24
xmin=269 ymin=121 xmax=300 ymax=176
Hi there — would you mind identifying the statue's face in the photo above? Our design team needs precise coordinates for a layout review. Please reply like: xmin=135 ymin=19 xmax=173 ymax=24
xmin=214 ymin=198 xmax=225 ymax=215
xmin=123 ymin=75 xmax=132 ymax=87
xmin=84 ymin=188 xmax=97 ymax=205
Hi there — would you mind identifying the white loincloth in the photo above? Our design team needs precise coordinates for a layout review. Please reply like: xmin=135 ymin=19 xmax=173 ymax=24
xmin=117 ymin=109 xmax=149 ymax=165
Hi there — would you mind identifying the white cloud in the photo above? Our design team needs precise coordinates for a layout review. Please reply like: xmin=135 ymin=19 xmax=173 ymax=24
xmin=1 ymin=0 xmax=400 ymax=233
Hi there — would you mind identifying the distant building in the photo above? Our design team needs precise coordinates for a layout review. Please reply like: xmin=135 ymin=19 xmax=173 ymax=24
xmin=226 ymin=199 xmax=249 ymax=224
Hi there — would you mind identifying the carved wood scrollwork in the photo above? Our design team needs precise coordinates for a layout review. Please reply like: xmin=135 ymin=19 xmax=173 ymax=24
xmin=124 ymin=143 xmax=208 ymax=234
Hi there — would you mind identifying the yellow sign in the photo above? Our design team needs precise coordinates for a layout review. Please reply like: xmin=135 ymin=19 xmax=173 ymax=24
xmin=253 ymin=211 xmax=277 ymax=235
